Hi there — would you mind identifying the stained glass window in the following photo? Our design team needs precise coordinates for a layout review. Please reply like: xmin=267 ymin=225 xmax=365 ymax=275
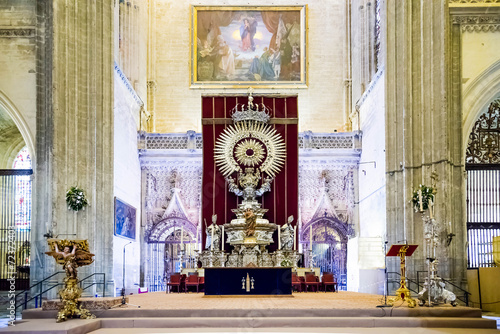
xmin=12 ymin=147 xmax=32 ymax=229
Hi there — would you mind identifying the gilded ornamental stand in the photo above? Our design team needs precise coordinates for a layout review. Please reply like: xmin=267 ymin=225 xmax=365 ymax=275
xmin=45 ymin=239 xmax=96 ymax=322
xmin=387 ymin=244 xmax=418 ymax=308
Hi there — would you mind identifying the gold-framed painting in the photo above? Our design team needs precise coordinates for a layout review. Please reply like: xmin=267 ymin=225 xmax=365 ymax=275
xmin=190 ymin=5 xmax=307 ymax=88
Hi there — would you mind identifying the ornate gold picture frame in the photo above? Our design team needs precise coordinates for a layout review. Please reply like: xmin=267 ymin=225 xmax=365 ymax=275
xmin=190 ymin=5 xmax=307 ymax=88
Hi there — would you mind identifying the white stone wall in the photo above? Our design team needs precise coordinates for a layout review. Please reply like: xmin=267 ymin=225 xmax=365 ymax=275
xmin=357 ymin=71 xmax=385 ymax=240
xmin=462 ymin=31 xmax=500 ymax=94
xmin=351 ymin=70 xmax=386 ymax=294
xmin=113 ymin=65 xmax=143 ymax=296
xmin=150 ymin=0 xmax=348 ymax=133
xmin=461 ymin=29 xmax=500 ymax=146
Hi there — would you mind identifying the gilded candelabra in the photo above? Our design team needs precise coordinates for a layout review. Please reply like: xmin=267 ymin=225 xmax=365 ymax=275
xmin=45 ymin=239 xmax=96 ymax=322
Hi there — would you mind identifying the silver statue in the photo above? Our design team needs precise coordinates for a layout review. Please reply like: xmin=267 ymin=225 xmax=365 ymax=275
xmin=280 ymin=215 xmax=295 ymax=250
xmin=205 ymin=214 xmax=221 ymax=251
xmin=227 ymin=167 xmax=273 ymax=203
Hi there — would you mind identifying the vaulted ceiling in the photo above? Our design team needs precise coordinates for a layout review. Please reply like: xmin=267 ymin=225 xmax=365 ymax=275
xmin=0 ymin=105 xmax=25 ymax=168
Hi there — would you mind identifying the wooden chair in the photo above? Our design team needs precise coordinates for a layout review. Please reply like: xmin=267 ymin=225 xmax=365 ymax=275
xmin=304 ymin=273 xmax=320 ymax=292
xmin=198 ymin=276 xmax=205 ymax=292
xmin=321 ymin=273 xmax=338 ymax=292
xmin=291 ymin=272 xmax=303 ymax=292
xmin=166 ymin=273 xmax=182 ymax=293
xmin=185 ymin=272 xmax=199 ymax=293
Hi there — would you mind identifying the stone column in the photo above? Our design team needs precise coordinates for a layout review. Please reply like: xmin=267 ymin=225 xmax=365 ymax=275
xmin=385 ymin=0 xmax=465 ymax=284
xmin=34 ymin=0 xmax=115 ymax=296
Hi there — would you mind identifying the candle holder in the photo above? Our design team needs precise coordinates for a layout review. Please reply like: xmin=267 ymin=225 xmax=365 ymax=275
xmin=193 ymin=250 xmax=200 ymax=271
xmin=178 ymin=249 xmax=185 ymax=271
xmin=307 ymin=249 xmax=314 ymax=269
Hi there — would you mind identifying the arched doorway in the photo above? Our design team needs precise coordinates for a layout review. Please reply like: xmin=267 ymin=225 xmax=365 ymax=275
xmin=301 ymin=215 xmax=351 ymax=290
xmin=145 ymin=217 xmax=197 ymax=291
xmin=465 ymin=99 xmax=500 ymax=268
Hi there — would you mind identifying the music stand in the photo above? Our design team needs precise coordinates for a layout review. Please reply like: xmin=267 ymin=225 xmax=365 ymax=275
xmin=386 ymin=244 xmax=418 ymax=308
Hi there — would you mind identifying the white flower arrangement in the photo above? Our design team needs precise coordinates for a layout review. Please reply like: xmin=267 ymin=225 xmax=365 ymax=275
xmin=66 ymin=186 xmax=88 ymax=211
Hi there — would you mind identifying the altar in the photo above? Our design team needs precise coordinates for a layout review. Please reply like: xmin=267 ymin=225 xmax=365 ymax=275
xmin=204 ymin=267 xmax=292 ymax=296
xmin=196 ymin=90 xmax=301 ymax=270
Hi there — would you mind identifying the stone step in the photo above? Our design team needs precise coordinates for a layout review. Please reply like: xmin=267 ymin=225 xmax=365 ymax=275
xmin=1 ymin=316 xmax=496 ymax=334
xmin=21 ymin=306 xmax=484 ymax=319
xmin=99 ymin=316 xmax=497 ymax=329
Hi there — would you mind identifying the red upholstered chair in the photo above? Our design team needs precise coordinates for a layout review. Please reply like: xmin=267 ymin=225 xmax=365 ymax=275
xmin=185 ymin=273 xmax=199 ymax=293
xmin=321 ymin=273 xmax=338 ymax=292
xmin=304 ymin=273 xmax=320 ymax=292
xmin=291 ymin=272 xmax=303 ymax=292
xmin=166 ymin=273 xmax=182 ymax=293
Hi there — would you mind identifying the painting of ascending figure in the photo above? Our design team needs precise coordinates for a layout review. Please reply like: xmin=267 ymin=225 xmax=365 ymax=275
xmin=191 ymin=6 xmax=306 ymax=88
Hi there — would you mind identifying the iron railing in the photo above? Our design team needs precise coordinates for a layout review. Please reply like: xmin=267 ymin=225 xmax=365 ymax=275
xmin=13 ymin=271 xmax=106 ymax=320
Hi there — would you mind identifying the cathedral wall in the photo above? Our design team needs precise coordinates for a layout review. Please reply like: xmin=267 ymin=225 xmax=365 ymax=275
xmin=351 ymin=70 xmax=386 ymax=294
xmin=0 ymin=1 xmax=36 ymax=158
xmin=113 ymin=65 xmax=143 ymax=296
xmin=150 ymin=0 xmax=348 ymax=133
xmin=115 ymin=0 xmax=148 ymax=113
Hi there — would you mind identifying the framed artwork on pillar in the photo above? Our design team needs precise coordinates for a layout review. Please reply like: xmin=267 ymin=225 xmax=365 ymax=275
xmin=190 ymin=5 xmax=307 ymax=88
xmin=114 ymin=197 xmax=136 ymax=241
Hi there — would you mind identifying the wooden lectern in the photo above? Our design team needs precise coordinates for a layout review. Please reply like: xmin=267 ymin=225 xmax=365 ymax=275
xmin=386 ymin=244 xmax=418 ymax=308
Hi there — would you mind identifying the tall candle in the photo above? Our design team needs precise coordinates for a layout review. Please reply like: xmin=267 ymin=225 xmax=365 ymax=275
xmin=418 ymin=189 xmax=423 ymax=211
xmin=181 ymin=227 xmax=184 ymax=250
xmin=429 ymin=199 xmax=434 ymax=219
xmin=195 ymin=227 xmax=199 ymax=249
xmin=278 ymin=225 xmax=281 ymax=250
xmin=211 ymin=225 xmax=214 ymax=251
xmin=293 ymin=226 xmax=297 ymax=250
xmin=221 ymin=225 xmax=225 ymax=251
xmin=309 ymin=226 xmax=313 ymax=250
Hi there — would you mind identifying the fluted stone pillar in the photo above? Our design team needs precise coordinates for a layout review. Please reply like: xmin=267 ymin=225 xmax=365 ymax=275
xmin=33 ymin=0 xmax=115 ymax=296
xmin=385 ymin=0 xmax=465 ymax=285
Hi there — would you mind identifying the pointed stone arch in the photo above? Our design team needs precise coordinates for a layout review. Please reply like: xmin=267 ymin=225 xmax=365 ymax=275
xmin=0 ymin=90 xmax=35 ymax=165
xmin=299 ymin=189 xmax=352 ymax=285
xmin=146 ymin=188 xmax=198 ymax=243
xmin=143 ymin=188 xmax=199 ymax=291
xmin=462 ymin=59 xmax=500 ymax=154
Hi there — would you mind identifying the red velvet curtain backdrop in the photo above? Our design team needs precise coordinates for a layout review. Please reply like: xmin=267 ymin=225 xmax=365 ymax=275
xmin=202 ymin=96 xmax=298 ymax=252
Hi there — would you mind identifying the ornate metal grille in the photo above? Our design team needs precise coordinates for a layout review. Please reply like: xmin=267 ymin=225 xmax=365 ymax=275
xmin=466 ymin=100 xmax=500 ymax=165
xmin=466 ymin=100 xmax=500 ymax=268
xmin=0 ymin=170 xmax=32 ymax=290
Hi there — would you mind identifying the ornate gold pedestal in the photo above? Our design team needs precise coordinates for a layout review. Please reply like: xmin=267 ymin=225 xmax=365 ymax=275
xmin=56 ymin=278 xmax=95 ymax=322
xmin=46 ymin=239 xmax=96 ymax=322
xmin=243 ymin=236 xmax=257 ymax=245
xmin=388 ymin=245 xmax=417 ymax=308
